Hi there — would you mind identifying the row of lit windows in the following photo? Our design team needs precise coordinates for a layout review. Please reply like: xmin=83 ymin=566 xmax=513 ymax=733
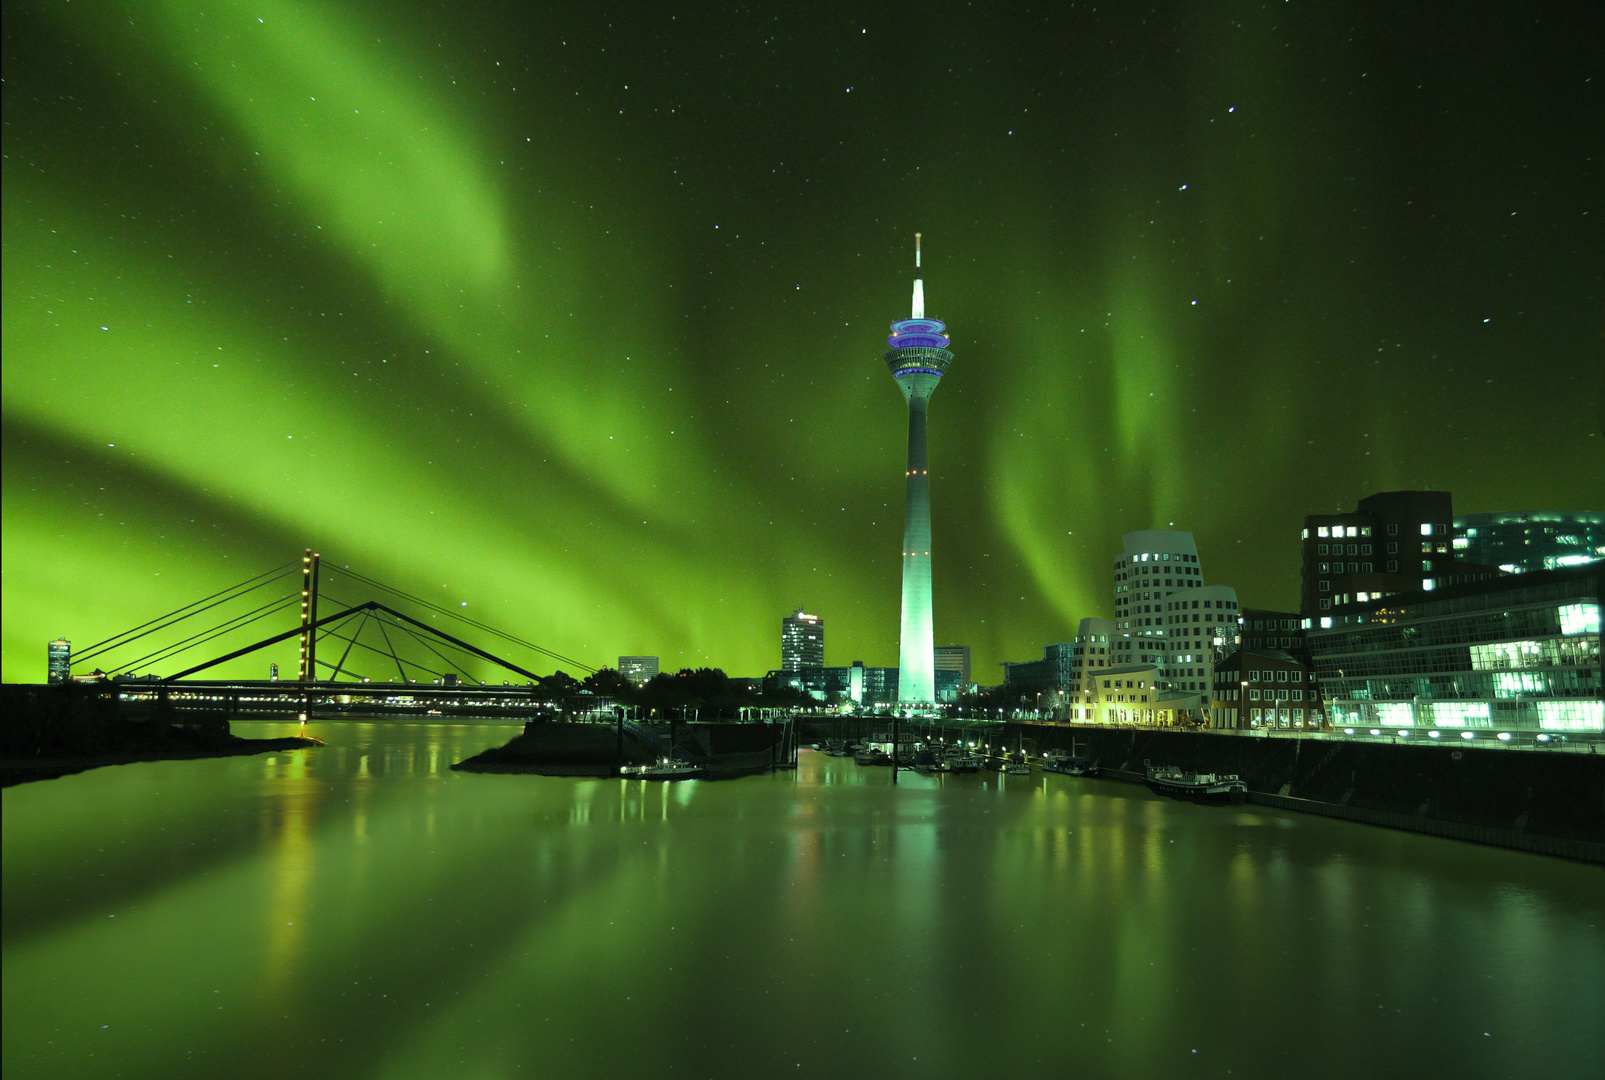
xmin=1313 ymin=603 xmax=1596 ymax=653
xmin=1318 ymin=543 xmax=1374 ymax=557
xmin=1165 ymin=598 xmax=1236 ymax=612
xmin=1247 ymin=708 xmax=1314 ymax=727
xmin=1315 ymin=641 xmax=1600 ymax=681
xmin=1216 ymin=688 xmax=1308 ymax=701
xmin=1317 ymin=669 xmax=1599 ymax=699
xmin=1330 ymin=699 xmax=1602 ymax=732
xmin=1307 ymin=522 xmax=1449 ymax=540
xmin=1319 ymin=562 xmax=1376 ymax=574
xmin=1117 ymin=552 xmax=1199 ymax=568
xmin=1216 ymin=668 xmax=1305 ymax=683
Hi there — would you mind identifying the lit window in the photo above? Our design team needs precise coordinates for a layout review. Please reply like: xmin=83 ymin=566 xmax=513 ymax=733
xmin=1421 ymin=523 xmax=1432 ymax=536
xmin=1318 ymin=527 xmax=1330 ymax=538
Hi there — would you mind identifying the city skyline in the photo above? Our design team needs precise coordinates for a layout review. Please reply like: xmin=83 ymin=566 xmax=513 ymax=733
xmin=3 ymin=2 xmax=1600 ymax=683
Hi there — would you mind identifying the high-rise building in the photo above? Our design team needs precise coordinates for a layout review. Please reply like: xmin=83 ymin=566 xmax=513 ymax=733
xmin=885 ymin=234 xmax=953 ymax=702
xmin=47 ymin=639 xmax=71 ymax=684
xmin=781 ymin=609 xmax=824 ymax=671
xmin=618 ymin=656 xmax=659 ymax=684
xmin=1300 ymin=490 xmax=1505 ymax=615
xmin=934 ymin=645 xmax=971 ymax=687
xmin=1454 ymin=512 xmax=1604 ymax=574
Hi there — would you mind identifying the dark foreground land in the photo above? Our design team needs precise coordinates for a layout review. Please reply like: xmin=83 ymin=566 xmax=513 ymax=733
xmin=0 ymin=683 xmax=321 ymax=787
xmin=455 ymin=718 xmax=784 ymax=778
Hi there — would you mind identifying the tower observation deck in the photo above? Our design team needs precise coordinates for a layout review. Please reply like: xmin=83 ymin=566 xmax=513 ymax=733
xmin=884 ymin=234 xmax=953 ymax=703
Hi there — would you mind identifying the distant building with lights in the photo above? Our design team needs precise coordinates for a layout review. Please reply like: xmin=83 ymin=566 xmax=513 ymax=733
xmin=781 ymin=609 xmax=824 ymax=671
xmin=1307 ymin=565 xmax=1602 ymax=738
xmin=766 ymin=662 xmax=893 ymax=706
xmin=884 ymin=234 xmax=954 ymax=702
xmin=618 ymin=656 xmax=659 ymax=684
xmin=934 ymin=645 xmax=971 ymax=687
xmin=1454 ymin=511 xmax=1604 ymax=574
xmin=48 ymin=639 xmax=71 ymax=684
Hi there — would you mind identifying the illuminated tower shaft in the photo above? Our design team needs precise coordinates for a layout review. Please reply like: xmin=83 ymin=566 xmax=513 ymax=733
xmin=884 ymin=234 xmax=953 ymax=703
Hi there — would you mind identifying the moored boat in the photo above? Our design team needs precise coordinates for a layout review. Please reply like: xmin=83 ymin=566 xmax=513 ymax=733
xmin=623 ymin=758 xmax=704 ymax=781
xmin=1142 ymin=760 xmax=1246 ymax=804
xmin=942 ymin=746 xmax=982 ymax=773
xmin=1041 ymin=751 xmax=1099 ymax=777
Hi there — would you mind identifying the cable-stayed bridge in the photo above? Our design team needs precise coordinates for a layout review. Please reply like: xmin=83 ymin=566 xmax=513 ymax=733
xmin=64 ymin=550 xmax=601 ymax=718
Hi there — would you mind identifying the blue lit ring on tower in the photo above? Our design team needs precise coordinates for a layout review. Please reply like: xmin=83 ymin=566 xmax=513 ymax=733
xmin=887 ymin=318 xmax=950 ymax=351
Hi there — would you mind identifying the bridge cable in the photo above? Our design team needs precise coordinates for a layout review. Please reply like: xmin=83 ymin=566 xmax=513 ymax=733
xmin=317 ymin=594 xmax=486 ymax=684
xmin=116 ymin=592 xmax=304 ymax=675
xmin=373 ymin=616 xmax=413 ymax=683
xmin=327 ymin=565 xmax=587 ymax=670
xmin=322 ymin=580 xmax=555 ymax=683
xmin=321 ymin=565 xmax=595 ymax=673
xmin=73 ymin=566 xmax=297 ymax=666
xmin=367 ymin=609 xmax=490 ymax=685
xmin=313 ymin=621 xmax=451 ymax=682
xmin=323 ymin=609 xmax=371 ymax=682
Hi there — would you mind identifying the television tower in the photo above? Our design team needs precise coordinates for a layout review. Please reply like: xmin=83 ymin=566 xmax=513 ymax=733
xmin=884 ymin=233 xmax=953 ymax=703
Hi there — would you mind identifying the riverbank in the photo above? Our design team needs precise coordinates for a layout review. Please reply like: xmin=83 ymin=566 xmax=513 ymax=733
xmin=0 ymin=682 xmax=323 ymax=786
xmin=799 ymin=717 xmax=1604 ymax=859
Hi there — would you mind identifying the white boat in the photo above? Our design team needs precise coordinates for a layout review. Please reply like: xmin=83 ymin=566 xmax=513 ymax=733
xmin=1143 ymin=760 xmax=1246 ymax=804
xmin=623 ymin=758 xmax=703 ymax=781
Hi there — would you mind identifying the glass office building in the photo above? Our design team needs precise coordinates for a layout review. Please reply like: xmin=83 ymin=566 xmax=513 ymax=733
xmin=1307 ymin=566 xmax=1601 ymax=737
xmin=1454 ymin=511 xmax=1604 ymax=574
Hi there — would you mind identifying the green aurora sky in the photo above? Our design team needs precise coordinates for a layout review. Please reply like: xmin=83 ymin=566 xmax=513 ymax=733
xmin=3 ymin=1 xmax=1601 ymax=683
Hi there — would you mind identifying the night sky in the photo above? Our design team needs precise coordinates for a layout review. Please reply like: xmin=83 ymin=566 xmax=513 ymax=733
xmin=3 ymin=1 xmax=1600 ymax=683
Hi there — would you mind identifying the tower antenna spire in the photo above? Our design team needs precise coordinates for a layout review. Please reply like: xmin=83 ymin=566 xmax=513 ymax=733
xmin=911 ymin=233 xmax=925 ymax=319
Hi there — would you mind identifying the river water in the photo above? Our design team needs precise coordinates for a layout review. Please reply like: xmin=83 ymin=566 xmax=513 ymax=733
xmin=3 ymin=719 xmax=1601 ymax=1079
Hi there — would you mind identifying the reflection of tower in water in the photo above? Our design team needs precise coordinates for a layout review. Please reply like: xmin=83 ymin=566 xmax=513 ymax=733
xmin=884 ymin=234 xmax=953 ymax=703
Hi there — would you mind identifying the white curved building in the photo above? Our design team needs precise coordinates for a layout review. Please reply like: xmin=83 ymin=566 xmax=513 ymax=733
xmin=1111 ymin=529 xmax=1241 ymax=721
